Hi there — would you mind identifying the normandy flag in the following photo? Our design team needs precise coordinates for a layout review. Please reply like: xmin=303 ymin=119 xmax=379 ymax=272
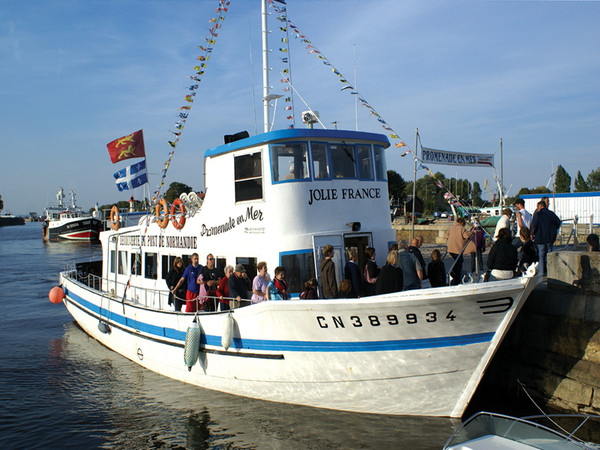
xmin=114 ymin=160 xmax=148 ymax=192
xmin=106 ymin=129 xmax=145 ymax=164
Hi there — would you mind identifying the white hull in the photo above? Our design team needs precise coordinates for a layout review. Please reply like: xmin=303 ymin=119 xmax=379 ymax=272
xmin=60 ymin=271 xmax=540 ymax=417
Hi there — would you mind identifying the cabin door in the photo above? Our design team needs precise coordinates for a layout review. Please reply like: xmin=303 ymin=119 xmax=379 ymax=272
xmin=343 ymin=234 xmax=372 ymax=278
xmin=313 ymin=235 xmax=344 ymax=297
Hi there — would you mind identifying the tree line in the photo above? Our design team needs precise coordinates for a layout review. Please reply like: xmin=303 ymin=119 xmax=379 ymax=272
xmin=387 ymin=165 xmax=600 ymax=215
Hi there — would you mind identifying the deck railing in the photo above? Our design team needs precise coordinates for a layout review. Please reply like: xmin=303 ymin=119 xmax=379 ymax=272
xmin=62 ymin=265 xmax=252 ymax=312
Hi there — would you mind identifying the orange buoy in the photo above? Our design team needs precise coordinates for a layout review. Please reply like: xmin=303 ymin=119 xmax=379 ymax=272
xmin=109 ymin=205 xmax=120 ymax=231
xmin=49 ymin=286 xmax=65 ymax=304
xmin=155 ymin=198 xmax=169 ymax=229
xmin=170 ymin=198 xmax=186 ymax=230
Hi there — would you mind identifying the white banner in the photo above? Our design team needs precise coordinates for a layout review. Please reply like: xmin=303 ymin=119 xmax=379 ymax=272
xmin=421 ymin=147 xmax=494 ymax=167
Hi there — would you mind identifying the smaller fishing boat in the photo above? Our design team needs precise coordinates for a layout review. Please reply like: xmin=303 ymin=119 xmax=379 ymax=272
xmin=443 ymin=411 xmax=600 ymax=449
xmin=43 ymin=188 xmax=102 ymax=242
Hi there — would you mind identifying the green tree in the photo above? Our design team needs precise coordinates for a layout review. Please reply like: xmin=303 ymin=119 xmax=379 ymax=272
xmin=471 ymin=182 xmax=483 ymax=206
xmin=387 ymin=170 xmax=406 ymax=204
xmin=532 ymin=186 xmax=551 ymax=194
xmin=574 ymin=171 xmax=589 ymax=192
xmin=164 ymin=182 xmax=193 ymax=203
xmin=586 ymin=168 xmax=600 ymax=191
xmin=554 ymin=165 xmax=571 ymax=193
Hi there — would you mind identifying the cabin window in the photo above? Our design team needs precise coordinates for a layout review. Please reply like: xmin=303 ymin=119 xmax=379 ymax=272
xmin=270 ymin=142 xmax=309 ymax=183
xmin=311 ymin=142 xmax=330 ymax=179
xmin=131 ymin=252 xmax=142 ymax=276
xmin=330 ymin=144 xmax=357 ymax=179
xmin=236 ymin=257 xmax=257 ymax=279
xmin=357 ymin=144 xmax=374 ymax=180
xmin=161 ymin=255 xmax=177 ymax=279
xmin=118 ymin=251 xmax=127 ymax=275
xmin=182 ymin=254 xmax=194 ymax=267
xmin=235 ymin=152 xmax=262 ymax=202
xmin=280 ymin=250 xmax=315 ymax=295
xmin=109 ymin=250 xmax=117 ymax=274
xmin=374 ymin=145 xmax=386 ymax=181
xmin=145 ymin=252 xmax=158 ymax=279
xmin=216 ymin=257 xmax=227 ymax=270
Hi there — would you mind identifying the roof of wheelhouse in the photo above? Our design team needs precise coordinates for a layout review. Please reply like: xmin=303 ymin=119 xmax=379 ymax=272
xmin=204 ymin=128 xmax=390 ymax=158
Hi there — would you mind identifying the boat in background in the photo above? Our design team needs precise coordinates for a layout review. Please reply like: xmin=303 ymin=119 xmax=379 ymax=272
xmin=43 ymin=188 xmax=102 ymax=242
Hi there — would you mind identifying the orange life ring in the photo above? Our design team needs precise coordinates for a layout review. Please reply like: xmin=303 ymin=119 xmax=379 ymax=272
xmin=170 ymin=199 xmax=186 ymax=230
xmin=155 ymin=199 xmax=169 ymax=229
xmin=109 ymin=205 xmax=120 ymax=231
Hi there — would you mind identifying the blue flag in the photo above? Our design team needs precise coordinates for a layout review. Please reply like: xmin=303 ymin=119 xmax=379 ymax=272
xmin=114 ymin=160 xmax=148 ymax=191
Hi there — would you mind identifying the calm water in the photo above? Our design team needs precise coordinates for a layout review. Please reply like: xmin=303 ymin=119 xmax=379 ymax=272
xmin=0 ymin=223 xmax=500 ymax=449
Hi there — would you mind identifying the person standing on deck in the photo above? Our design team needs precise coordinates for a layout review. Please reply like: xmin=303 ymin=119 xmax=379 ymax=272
xmin=320 ymin=245 xmax=338 ymax=299
xmin=172 ymin=253 xmax=202 ymax=313
xmin=493 ymin=208 xmax=512 ymax=242
xmin=408 ymin=236 xmax=427 ymax=280
xmin=512 ymin=199 xmax=532 ymax=249
xmin=198 ymin=253 xmax=223 ymax=312
xmin=397 ymin=240 xmax=423 ymax=290
xmin=344 ymin=248 xmax=361 ymax=298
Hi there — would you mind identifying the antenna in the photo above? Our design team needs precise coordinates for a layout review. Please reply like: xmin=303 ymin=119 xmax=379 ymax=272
xmin=248 ymin=20 xmax=257 ymax=135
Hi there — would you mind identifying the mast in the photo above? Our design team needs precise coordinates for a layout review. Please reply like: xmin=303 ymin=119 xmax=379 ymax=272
xmin=261 ymin=0 xmax=270 ymax=133
xmin=499 ymin=138 xmax=504 ymax=208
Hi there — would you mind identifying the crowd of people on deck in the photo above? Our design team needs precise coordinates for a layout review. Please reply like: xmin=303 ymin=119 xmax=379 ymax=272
xmin=164 ymin=195 xmax=599 ymax=312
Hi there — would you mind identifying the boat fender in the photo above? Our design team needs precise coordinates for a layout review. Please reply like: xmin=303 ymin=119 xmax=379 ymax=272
xmin=98 ymin=321 xmax=111 ymax=334
xmin=170 ymin=198 xmax=186 ymax=230
xmin=109 ymin=205 xmax=120 ymax=231
xmin=49 ymin=286 xmax=65 ymax=304
xmin=155 ymin=198 xmax=169 ymax=229
xmin=222 ymin=311 xmax=234 ymax=351
xmin=184 ymin=317 xmax=201 ymax=371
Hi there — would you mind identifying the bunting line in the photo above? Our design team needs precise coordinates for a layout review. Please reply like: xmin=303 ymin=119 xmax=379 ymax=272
xmin=269 ymin=1 xmax=472 ymax=210
xmin=152 ymin=0 xmax=231 ymax=203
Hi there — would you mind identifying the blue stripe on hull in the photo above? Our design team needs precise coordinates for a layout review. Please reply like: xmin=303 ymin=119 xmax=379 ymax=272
xmin=65 ymin=287 xmax=494 ymax=353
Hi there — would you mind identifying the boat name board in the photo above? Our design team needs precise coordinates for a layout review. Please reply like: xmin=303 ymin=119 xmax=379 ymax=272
xmin=120 ymin=234 xmax=198 ymax=249
xmin=308 ymin=187 xmax=382 ymax=205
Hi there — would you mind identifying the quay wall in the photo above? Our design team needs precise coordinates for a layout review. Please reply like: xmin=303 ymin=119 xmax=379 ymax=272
xmin=482 ymin=251 xmax=600 ymax=414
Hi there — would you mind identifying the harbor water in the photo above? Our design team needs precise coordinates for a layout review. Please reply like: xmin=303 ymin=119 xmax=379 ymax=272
xmin=1 ymin=223 xmax=522 ymax=449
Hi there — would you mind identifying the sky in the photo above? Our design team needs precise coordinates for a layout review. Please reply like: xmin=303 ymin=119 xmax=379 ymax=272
xmin=1 ymin=0 xmax=599 ymax=215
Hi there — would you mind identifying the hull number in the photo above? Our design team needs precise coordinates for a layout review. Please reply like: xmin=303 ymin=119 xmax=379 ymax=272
xmin=316 ymin=310 xmax=456 ymax=329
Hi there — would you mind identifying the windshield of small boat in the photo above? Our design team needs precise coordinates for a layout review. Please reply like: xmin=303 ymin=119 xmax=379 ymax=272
xmin=443 ymin=412 xmax=589 ymax=449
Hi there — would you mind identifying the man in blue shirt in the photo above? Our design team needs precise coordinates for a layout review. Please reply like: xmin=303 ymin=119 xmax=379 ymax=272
xmin=173 ymin=253 xmax=203 ymax=312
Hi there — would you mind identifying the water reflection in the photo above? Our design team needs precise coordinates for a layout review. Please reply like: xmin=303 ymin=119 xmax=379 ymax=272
xmin=53 ymin=322 xmax=457 ymax=448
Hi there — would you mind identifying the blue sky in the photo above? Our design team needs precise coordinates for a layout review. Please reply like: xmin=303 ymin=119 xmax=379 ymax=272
xmin=1 ymin=0 xmax=599 ymax=214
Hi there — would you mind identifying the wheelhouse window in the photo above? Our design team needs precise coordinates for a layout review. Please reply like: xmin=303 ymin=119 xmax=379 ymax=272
xmin=374 ymin=145 xmax=387 ymax=181
xmin=330 ymin=144 xmax=357 ymax=179
xmin=270 ymin=143 xmax=309 ymax=183
xmin=281 ymin=251 xmax=315 ymax=295
xmin=145 ymin=252 xmax=157 ymax=279
xmin=311 ymin=142 xmax=330 ymax=179
xmin=357 ymin=144 xmax=374 ymax=180
xmin=235 ymin=152 xmax=262 ymax=202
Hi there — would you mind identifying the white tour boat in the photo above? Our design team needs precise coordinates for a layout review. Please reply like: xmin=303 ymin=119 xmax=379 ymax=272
xmin=53 ymin=0 xmax=542 ymax=417
xmin=43 ymin=188 xmax=102 ymax=242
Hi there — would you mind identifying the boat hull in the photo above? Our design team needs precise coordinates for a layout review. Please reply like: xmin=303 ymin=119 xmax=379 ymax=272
xmin=60 ymin=272 xmax=541 ymax=417
xmin=46 ymin=217 xmax=102 ymax=241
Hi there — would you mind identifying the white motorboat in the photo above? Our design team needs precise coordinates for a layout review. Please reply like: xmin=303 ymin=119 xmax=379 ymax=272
xmin=54 ymin=0 xmax=542 ymax=417
xmin=443 ymin=411 xmax=600 ymax=449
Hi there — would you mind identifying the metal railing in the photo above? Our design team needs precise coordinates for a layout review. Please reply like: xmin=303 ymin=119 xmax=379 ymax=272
xmin=63 ymin=265 xmax=253 ymax=312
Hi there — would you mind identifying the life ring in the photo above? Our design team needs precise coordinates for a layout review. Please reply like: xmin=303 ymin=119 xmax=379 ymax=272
xmin=170 ymin=199 xmax=186 ymax=230
xmin=109 ymin=206 xmax=120 ymax=231
xmin=155 ymin=199 xmax=169 ymax=229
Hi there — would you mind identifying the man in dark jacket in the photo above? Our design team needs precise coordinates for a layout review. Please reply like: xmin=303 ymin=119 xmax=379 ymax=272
xmin=530 ymin=200 xmax=561 ymax=276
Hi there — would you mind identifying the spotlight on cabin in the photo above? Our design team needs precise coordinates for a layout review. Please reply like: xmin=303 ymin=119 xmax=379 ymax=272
xmin=347 ymin=222 xmax=361 ymax=232
xmin=301 ymin=110 xmax=319 ymax=128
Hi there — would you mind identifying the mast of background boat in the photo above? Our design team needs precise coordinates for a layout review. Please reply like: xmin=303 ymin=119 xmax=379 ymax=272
xmin=261 ymin=0 xmax=270 ymax=132
xmin=354 ymin=44 xmax=358 ymax=131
